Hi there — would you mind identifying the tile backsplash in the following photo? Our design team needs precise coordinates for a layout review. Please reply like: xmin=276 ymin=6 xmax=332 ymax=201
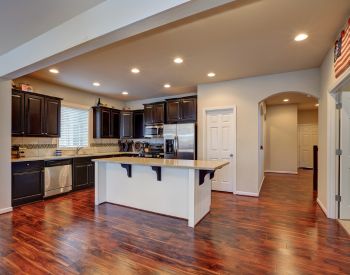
xmin=12 ymin=137 xmax=164 ymax=158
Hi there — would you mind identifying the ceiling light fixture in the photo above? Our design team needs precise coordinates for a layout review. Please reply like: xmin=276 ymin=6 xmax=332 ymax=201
xmin=207 ymin=72 xmax=216 ymax=78
xmin=294 ymin=33 xmax=308 ymax=42
xmin=93 ymin=82 xmax=100 ymax=87
xmin=131 ymin=68 xmax=140 ymax=74
xmin=283 ymin=99 xmax=289 ymax=102
xmin=49 ymin=68 xmax=59 ymax=74
xmin=164 ymin=84 xmax=171 ymax=88
xmin=174 ymin=57 xmax=183 ymax=64
xmin=122 ymin=91 xmax=129 ymax=95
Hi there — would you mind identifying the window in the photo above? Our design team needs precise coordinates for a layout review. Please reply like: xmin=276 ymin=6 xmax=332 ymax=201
xmin=59 ymin=106 xmax=89 ymax=148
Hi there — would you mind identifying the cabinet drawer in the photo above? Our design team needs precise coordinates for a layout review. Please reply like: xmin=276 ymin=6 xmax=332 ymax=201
xmin=12 ymin=161 xmax=44 ymax=172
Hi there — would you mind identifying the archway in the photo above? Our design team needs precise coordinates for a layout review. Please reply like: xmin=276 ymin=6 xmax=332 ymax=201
xmin=258 ymin=91 xmax=319 ymax=194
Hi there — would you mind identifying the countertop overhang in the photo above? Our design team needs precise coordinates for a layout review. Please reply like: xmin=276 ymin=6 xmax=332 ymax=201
xmin=93 ymin=157 xmax=229 ymax=170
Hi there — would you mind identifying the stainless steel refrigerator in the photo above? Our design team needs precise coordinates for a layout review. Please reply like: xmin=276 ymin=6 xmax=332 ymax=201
xmin=163 ymin=123 xmax=196 ymax=160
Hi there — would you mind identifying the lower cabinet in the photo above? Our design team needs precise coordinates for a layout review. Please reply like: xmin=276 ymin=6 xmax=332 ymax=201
xmin=73 ymin=157 xmax=95 ymax=191
xmin=12 ymin=161 xmax=44 ymax=206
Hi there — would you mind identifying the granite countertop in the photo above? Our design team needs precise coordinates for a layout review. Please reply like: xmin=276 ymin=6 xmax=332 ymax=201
xmin=11 ymin=152 xmax=139 ymax=163
xmin=93 ymin=157 xmax=229 ymax=170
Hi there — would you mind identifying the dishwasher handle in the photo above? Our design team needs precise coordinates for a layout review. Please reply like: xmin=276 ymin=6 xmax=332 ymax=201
xmin=45 ymin=159 xmax=72 ymax=167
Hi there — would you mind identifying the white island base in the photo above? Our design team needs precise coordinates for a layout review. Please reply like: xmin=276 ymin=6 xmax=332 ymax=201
xmin=94 ymin=157 xmax=228 ymax=227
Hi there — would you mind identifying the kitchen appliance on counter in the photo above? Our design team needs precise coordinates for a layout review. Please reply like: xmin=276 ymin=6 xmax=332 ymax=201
xmin=144 ymin=125 xmax=163 ymax=138
xmin=139 ymin=143 xmax=164 ymax=158
xmin=44 ymin=159 xmax=72 ymax=197
xmin=164 ymin=123 xmax=196 ymax=160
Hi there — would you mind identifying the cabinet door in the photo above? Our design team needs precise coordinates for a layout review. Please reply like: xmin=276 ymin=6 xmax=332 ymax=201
xmin=166 ymin=100 xmax=181 ymax=123
xmin=110 ymin=110 xmax=120 ymax=138
xmin=12 ymin=90 xmax=25 ymax=136
xmin=25 ymin=94 xmax=45 ymax=136
xmin=101 ymin=109 xmax=111 ymax=138
xmin=88 ymin=163 xmax=95 ymax=186
xmin=133 ymin=110 xmax=144 ymax=138
xmin=144 ymin=105 xmax=154 ymax=125
xmin=45 ymin=97 xmax=61 ymax=137
xmin=181 ymin=97 xmax=197 ymax=122
xmin=12 ymin=167 xmax=44 ymax=206
xmin=120 ymin=111 xmax=133 ymax=138
xmin=73 ymin=163 xmax=89 ymax=190
xmin=153 ymin=103 xmax=165 ymax=124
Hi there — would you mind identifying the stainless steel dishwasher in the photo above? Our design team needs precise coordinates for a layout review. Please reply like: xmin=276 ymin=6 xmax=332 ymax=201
xmin=44 ymin=159 xmax=72 ymax=197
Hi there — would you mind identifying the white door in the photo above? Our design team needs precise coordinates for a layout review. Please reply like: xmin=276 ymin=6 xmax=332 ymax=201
xmin=298 ymin=124 xmax=318 ymax=168
xmin=205 ymin=108 xmax=236 ymax=192
xmin=340 ymin=92 xmax=350 ymax=219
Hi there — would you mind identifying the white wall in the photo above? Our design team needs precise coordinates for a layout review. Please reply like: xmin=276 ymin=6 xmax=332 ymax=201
xmin=14 ymin=76 xmax=124 ymax=109
xmin=298 ymin=110 xmax=318 ymax=124
xmin=197 ymin=68 xmax=320 ymax=195
xmin=265 ymin=104 xmax=298 ymax=174
xmin=0 ymin=80 xmax=12 ymax=214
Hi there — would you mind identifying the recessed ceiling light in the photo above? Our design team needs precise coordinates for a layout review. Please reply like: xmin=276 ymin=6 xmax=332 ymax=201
xmin=174 ymin=57 xmax=183 ymax=64
xmin=93 ymin=82 xmax=100 ymax=87
xmin=49 ymin=68 xmax=59 ymax=74
xmin=207 ymin=72 xmax=216 ymax=78
xmin=283 ymin=98 xmax=289 ymax=102
xmin=164 ymin=83 xmax=171 ymax=88
xmin=122 ymin=91 xmax=128 ymax=95
xmin=131 ymin=68 xmax=140 ymax=74
xmin=294 ymin=33 xmax=308 ymax=42
xmin=315 ymin=103 xmax=319 ymax=107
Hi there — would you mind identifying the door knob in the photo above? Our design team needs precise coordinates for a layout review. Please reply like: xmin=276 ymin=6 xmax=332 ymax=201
xmin=230 ymin=154 xmax=233 ymax=157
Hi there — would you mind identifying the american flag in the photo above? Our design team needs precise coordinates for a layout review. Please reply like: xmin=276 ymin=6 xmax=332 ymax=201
xmin=334 ymin=18 xmax=350 ymax=78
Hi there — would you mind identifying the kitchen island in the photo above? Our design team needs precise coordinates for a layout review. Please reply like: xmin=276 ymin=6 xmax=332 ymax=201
xmin=93 ymin=157 xmax=229 ymax=227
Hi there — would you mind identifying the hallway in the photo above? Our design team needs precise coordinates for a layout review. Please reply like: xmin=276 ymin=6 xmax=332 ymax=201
xmin=0 ymin=170 xmax=350 ymax=274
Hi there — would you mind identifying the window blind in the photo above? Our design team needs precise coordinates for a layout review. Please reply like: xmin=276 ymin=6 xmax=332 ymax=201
xmin=59 ymin=106 xmax=89 ymax=148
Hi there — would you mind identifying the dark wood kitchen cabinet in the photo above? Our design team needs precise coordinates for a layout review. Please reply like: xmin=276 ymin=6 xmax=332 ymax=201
xmin=143 ymin=102 xmax=165 ymax=125
xmin=12 ymin=90 xmax=25 ymax=136
xmin=120 ymin=111 xmax=133 ymax=138
xmin=93 ymin=107 xmax=120 ymax=138
xmin=12 ymin=161 xmax=44 ymax=206
xmin=73 ymin=157 xmax=94 ymax=191
xmin=133 ymin=110 xmax=144 ymax=138
xmin=12 ymin=90 xmax=61 ymax=137
xmin=166 ymin=96 xmax=197 ymax=123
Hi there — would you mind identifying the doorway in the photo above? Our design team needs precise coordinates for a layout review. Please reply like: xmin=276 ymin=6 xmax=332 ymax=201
xmin=204 ymin=106 xmax=236 ymax=193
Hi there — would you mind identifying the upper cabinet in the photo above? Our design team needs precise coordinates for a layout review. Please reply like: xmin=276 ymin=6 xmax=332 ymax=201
xmin=93 ymin=107 xmax=120 ymax=138
xmin=120 ymin=111 xmax=133 ymax=138
xmin=143 ymin=102 xmax=165 ymax=125
xmin=133 ymin=110 xmax=144 ymax=139
xmin=12 ymin=90 xmax=61 ymax=137
xmin=166 ymin=96 xmax=197 ymax=123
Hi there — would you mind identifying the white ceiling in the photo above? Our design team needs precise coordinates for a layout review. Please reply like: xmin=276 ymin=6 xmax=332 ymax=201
xmin=265 ymin=92 xmax=318 ymax=110
xmin=0 ymin=0 xmax=104 ymax=55
xmin=27 ymin=0 xmax=350 ymax=101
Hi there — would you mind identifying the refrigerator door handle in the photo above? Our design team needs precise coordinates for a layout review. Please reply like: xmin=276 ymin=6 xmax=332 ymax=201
xmin=175 ymin=135 xmax=178 ymax=157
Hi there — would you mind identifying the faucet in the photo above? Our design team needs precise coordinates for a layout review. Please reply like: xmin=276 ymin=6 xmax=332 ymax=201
xmin=75 ymin=147 xmax=83 ymax=155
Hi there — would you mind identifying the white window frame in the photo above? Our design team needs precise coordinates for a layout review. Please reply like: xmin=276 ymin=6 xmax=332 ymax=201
xmin=58 ymin=102 xmax=91 ymax=149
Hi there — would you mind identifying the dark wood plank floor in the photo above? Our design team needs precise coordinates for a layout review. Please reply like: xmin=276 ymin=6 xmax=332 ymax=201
xmin=1 ymin=170 xmax=350 ymax=274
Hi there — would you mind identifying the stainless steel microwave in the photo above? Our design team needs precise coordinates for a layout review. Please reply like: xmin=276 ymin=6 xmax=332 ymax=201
xmin=144 ymin=125 xmax=163 ymax=138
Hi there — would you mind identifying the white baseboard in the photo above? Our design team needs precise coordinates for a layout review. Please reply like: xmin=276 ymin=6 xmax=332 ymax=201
xmin=264 ymin=170 xmax=298 ymax=175
xmin=234 ymin=191 xmax=259 ymax=197
xmin=317 ymin=198 xmax=328 ymax=217
xmin=258 ymin=176 xmax=265 ymax=195
xmin=0 ymin=207 xmax=13 ymax=215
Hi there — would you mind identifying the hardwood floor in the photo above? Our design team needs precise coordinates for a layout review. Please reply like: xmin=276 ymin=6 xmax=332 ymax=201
xmin=1 ymin=170 xmax=350 ymax=274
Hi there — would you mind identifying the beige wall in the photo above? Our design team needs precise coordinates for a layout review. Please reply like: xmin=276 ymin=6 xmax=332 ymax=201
xmin=0 ymin=80 xmax=12 ymax=214
xmin=197 ymin=68 xmax=320 ymax=195
xmin=298 ymin=110 xmax=318 ymax=124
xmin=265 ymin=105 xmax=298 ymax=173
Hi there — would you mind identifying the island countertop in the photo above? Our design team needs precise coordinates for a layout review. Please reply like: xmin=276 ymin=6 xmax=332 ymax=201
xmin=93 ymin=157 xmax=229 ymax=170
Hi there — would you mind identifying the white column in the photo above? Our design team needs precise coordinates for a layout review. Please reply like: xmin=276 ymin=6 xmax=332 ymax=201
xmin=0 ymin=80 xmax=12 ymax=214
